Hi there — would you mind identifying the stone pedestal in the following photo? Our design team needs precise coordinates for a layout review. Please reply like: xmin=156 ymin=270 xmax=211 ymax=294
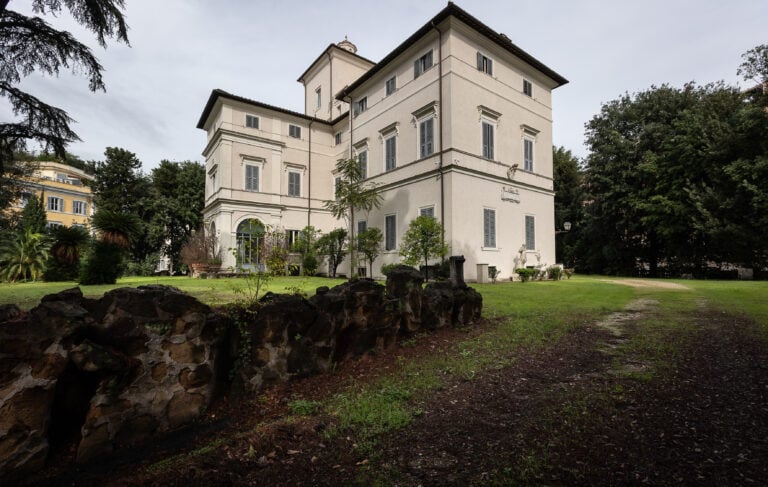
xmin=449 ymin=255 xmax=466 ymax=287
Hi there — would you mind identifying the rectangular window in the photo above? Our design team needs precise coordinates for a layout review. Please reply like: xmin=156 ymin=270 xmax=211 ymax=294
xmin=357 ymin=150 xmax=368 ymax=179
xmin=357 ymin=220 xmax=367 ymax=251
xmin=315 ymin=87 xmax=321 ymax=109
xmin=523 ymin=79 xmax=533 ymax=97
xmin=354 ymin=97 xmax=367 ymax=116
xmin=385 ymin=76 xmax=396 ymax=96
xmin=73 ymin=200 xmax=87 ymax=215
xmin=477 ymin=52 xmax=493 ymax=75
xmin=47 ymin=196 xmax=64 ymax=212
xmin=288 ymin=171 xmax=301 ymax=197
xmin=334 ymin=176 xmax=342 ymax=198
xmin=483 ymin=208 xmax=496 ymax=248
xmin=419 ymin=117 xmax=434 ymax=158
xmin=414 ymin=50 xmax=433 ymax=78
xmin=420 ymin=206 xmax=435 ymax=218
xmin=286 ymin=229 xmax=300 ymax=250
xmin=289 ymin=124 xmax=301 ymax=138
xmin=245 ymin=114 xmax=259 ymax=129
xmin=334 ymin=132 xmax=342 ymax=145
xmin=525 ymin=215 xmax=536 ymax=250
xmin=20 ymin=192 xmax=31 ymax=207
xmin=245 ymin=164 xmax=259 ymax=191
xmin=482 ymin=121 xmax=494 ymax=159
xmin=385 ymin=214 xmax=397 ymax=251
xmin=524 ymin=138 xmax=534 ymax=171
xmin=385 ymin=136 xmax=397 ymax=171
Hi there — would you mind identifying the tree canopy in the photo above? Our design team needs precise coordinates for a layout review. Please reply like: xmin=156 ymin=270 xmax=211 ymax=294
xmin=0 ymin=0 xmax=129 ymax=217
xmin=399 ymin=215 xmax=447 ymax=280
xmin=579 ymin=79 xmax=768 ymax=276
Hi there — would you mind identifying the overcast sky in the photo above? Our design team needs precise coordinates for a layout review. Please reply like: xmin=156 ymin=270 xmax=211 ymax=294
xmin=3 ymin=0 xmax=766 ymax=171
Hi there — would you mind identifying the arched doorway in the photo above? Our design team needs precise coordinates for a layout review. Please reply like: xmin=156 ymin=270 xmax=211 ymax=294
xmin=236 ymin=219 xmax=265 ymax=270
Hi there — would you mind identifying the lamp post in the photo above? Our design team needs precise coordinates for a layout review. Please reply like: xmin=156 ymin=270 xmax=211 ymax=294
xmin=556 ymin=221 xmax=571 ymax=234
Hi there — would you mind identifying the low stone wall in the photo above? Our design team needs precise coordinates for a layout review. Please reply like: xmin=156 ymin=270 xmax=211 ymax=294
xmin=0 ymin=286 xmax=229 ymax=480
xmin=0 ymin=264 xmax=481 ymax=480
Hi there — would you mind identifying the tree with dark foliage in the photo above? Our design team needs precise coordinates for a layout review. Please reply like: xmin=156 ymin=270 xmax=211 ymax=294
xmin=0 ymin=0 xmax=129 ymax=220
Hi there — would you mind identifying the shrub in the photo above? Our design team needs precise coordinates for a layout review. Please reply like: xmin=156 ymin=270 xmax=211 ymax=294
xmin=79 ymin=241 xmax=124 ymax=285
xmin=124 ymin=253 xmax=160 ymax=277
xmin=302 ymin=252 xmax=319 ymax=276
xmin=547 ymin=265 xmax=563 ymax=280
xmin=381 ymin=263 xmax=399 ymax=276
xmin=564 ymin=268 xmax=575 ymax=279
xmin=515 ymin=268 xmax=537 ymax=283
xmin=488 ymin=266 xmax=500 ymax=284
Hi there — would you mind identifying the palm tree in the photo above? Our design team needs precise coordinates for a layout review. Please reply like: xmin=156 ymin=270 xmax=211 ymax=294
xmin=0 ymin=229 xmax=50 ymax=282
xmin=91 ymin=210 xmax=141 ymax=249
xmin=79 ymin=210 xmax=141 ymax=285
xmin=50 ymin=225 xmax=90 ymax=266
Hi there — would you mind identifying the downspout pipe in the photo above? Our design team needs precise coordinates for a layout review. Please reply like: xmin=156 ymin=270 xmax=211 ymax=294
xmin=307 ymin=120 xmax=313 ymax=233
xmin=431 ymin=21 xmax=446 ymax=261
xmin=346 ymin=95 xmax=355 ymax=278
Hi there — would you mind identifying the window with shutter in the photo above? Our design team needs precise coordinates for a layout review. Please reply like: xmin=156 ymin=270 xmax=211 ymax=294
xmin=525 ymin=215 xmax=536 ymax=250
xmin=477 ymin=52 xmax=492 ymax=75
xmin=420 ymin=206 xmax=435 ymax=218
xmin=482 ymin=121 xmax=494 ymax=159
xmin=483 ymin=208 xmax=496 ymax=248
xmin=245 ymin=114 xmax=259 ymax=129
xmin=385 ymin=136 xmax=397 ymax=171
xmin=420 ymin=117 xmax=434 ymax=158
xmin=385 ymin=215 xmax=396 ymax=251
xmin=386 ymin=76 xmax=396 ymax=96
xmin=358 ymin=150 xmax=367 ymax=179
xmin=523 ymin=79 xmax=533 ymax=97
xmin=245 ymin=164 xmax=259 ymax=191
xmin=524 ymin=138 xmax=534 ymax=171
xmin=288 ymin=171 xmax=301 ymax=196
xmin=414 ymin=50 xmax=433 ymax=78
xmin=289 ymin=125 xmax=301 ymax=138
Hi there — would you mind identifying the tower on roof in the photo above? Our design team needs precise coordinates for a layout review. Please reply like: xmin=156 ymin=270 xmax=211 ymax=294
xmin=337 ymin=36 xmax=357 ymax=54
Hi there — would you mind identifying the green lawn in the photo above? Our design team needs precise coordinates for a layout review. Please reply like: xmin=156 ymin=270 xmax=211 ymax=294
xmin=0 ymin=275 xmax=346 ymax=310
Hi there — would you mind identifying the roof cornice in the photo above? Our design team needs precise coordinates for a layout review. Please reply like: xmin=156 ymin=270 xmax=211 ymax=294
xmin=196 ymin=89 xmax=337 ymax=130
xmin=338 ymin=2 xmax=568 ymax=99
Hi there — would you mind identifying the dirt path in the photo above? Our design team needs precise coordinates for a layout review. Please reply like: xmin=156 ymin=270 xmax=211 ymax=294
xmin=605 ymin=279 xmax=691 ymax=290
xmin=36 ymin=299 xmax=768 ymax=486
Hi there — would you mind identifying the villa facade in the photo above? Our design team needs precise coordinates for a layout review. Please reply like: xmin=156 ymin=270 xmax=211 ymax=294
xmin=12 ymin=161 xmax=94 ymax=230
xmin=196 ymin=3 xmax=567 ymax=280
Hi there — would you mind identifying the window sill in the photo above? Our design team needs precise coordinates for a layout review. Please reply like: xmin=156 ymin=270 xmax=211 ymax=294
xmin=481 ymin=247 xmax=500 ymax=252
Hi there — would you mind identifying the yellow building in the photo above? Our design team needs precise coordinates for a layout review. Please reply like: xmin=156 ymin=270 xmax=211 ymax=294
xmin=17 ymin=161 xmax=95 ymax=229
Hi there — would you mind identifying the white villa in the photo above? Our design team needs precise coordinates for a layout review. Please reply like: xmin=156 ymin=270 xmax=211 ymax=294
xmin=196 ymin=2 xmax=568 ymax=281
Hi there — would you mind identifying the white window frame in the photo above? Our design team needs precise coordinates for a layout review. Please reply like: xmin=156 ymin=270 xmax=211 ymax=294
xmin=244 ymin=161 xmax=262 ymax=192
xmin=385 ymin=76 xmax=397 ymax=96
xmin=287 ymin=170 xmax=301 ymax=197
xmin=245 ymin=114 xmax=259 ymax=129
xmin=525 ymin=215 xmax=536 ymax=250
xmin=384 ymin=133 xmax=397 ymax=172
xmin=483 ymin=208 xmax=496 ymax=249
xmin=476 ymin=51 xmax=493 ymax=75
xmin=418 ymin=115 xmax=435 ymax=159
xmin=72 ymin=200 xmax=87 ymax=215
xmin=523 ymin=78 xmax=533 ymax=97
xmin=385 ymin=214 xmax=397 ymax=251
xmin=334 ymin=132 xmax=342 ymax=146
xmin=47 ymin=196 xmax=64 ymax=212
xmin=419 ymin=206 xmax=435 ymax=218
xmin=523 ymin=136 xmax=535 ymax=172
xmin=315 ymin=87 xmax=321 ymax=110
xmin=288 ymin=124 xmax=301 ymax=138
xmin=482 ymin=118 xmax=496 ymax=160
